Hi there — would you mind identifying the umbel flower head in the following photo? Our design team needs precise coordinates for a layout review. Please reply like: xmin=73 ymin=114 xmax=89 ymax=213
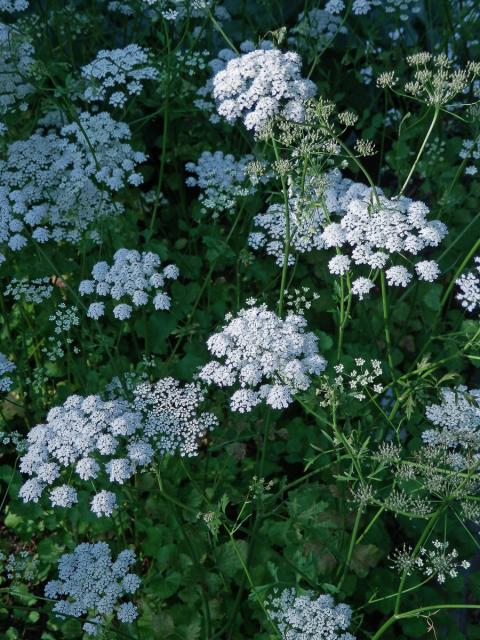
xmin=194 ymin=40 xmax=270 ymax=123
xmin=5 ymin=277 xmax=53 ymax=304
xmin=0 ymin=22 xmax=35 ymax=115
xmin=211 ymin=47 xmax=316 ymax=134
xmin=19 ymin=378 xmax=216 ymax=516
xmin=422 ymin=386 xmax=480 ymax=467
xmin=248 ymin=169 xmax=359 ymax=266
xmin=456 ymin=256 xmax=480 ymax=313
xmin=45 ymin=542 xmax=140 ymax=636
xmin=185 ymin=150 xmax=263 ymax=218
xmin=0 ymin=112 xmax=146 ymax=261
xmin=391 ymin=540 xmax=470 ymax=584
xmin=79 ymin=249 xmax=179 ymax=320
xmin=81 ymin=44 xmax=158 ymax=108
xmin=0 ymin=352 xmax=15 ymax=392
xmin=249 ymin=168 xmax=445 ymax=296
xmin=0 ymin=0 xmax=29 ymax=11
xmin=199 ymin=301 xmax=326 ymax=412
xmin=379 ymin=51 xmax=480 ymax=107
xmin=320 ymin=184 xmax=446 ymax=298
xmin=265 ymin=588 xmax=356 ymax=640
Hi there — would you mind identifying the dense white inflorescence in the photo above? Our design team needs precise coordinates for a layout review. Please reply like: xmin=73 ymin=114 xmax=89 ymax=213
xmin=321 ymin=189 xmax=447 ymax=297
xmin=266 ymin=589 xmax=356 ymax=640
xmin=81 ymin=44 xmax=158 ymax=108
xmin=422 ymin=386 xmax=480 ymax=465
xmin=352 ymin=0 xmax=421 ymax=17
xmin=211 ymin=48 xmax=316 ymax=134
xmin=199 ymin=302 xmax=326 ymax=412
xmin=0 ymin=0 xmax=29 ymax=11
xmin=133 ymin=377 xmax=218 ymax=456
xmin=185 ymin=150 xmax=260 ymax=217
xmin=0 ymin=113 xmax=146 ymax=261
xmin=19 ymin=378 xmax=216 ymax=514
xmin=0 ymin=22 xmax=35 ymax=115
xmin=79 ymin=249 xmax=179 ymax=320
xmin=289 ymin=8 xmax=347 ymax=52
xmin=194 ymin=41 xmax=265 ymax=123
xmin=44 ymin=542 xmax=140 ymax=636
xmin=0 ymin=352 xmax=15 ymax=392
xmin=106 ymin=0 xmax=229 ymax=21
xmin=61 ymin=112 xmax=146 ymax=190
xmin=456 ymin=256 xmax=480 ymax=312
xmin=5 ymin=277 xmax=54 ymax=303
xmin=249 ymin=168 xmax=446 ymax=295
xmin=248 ymin=171 xmax=357 ymax=266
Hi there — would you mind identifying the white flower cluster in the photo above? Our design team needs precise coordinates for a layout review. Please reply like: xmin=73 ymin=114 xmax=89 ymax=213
xmin=457 ymin=257 xmax=480 ymax=312
xmin=250 ymin=168 xmax=445 ymax=296
xmin=422 ymin=386 xmax=480 ymax=464
xmin=19 ymin=377 xmax=216 ymax=515
xmin=352 ymin=0 xmax=421 ymax=18
xmin=137 ymin=0 xmax=229 ymax=21
xmin=0 ymin=352 xmax=15 ymax=392
xmin=391 ymin=540 xmax=470 ymax=584
xmin=0 ymin=0 xmax=28 ymax=11
xmin=81 ymin=44 xmax=158 ymax=108
xmin=199 ymin=302 xmax=326 ymax=412
xmin=334 ymin=358 xmax=383 ymax=400
xmin=211 ymin=47 xmax=316 ymax=134
xmin=322 ymin=190 xmax=446 ymax=298
xmin=61 ymin=112 xmax=146 ymax=190
xmin=249 ymin=179 xmax=329 ymax=267
xmin=195 ymin=42 xmax=262 ymax=122
xmin=45 ymin=542 xmax=140 ymax=636
xmin=5 ymin=277 xmax=53 ymax=304
xmin=133 ymin=377 xmax=218 ymax=456
xmin=19 ymin=394 xmax=141 ymax=515
xmin=107 ymin=0 xmax=229 ymax=21
xmin=0 ymin=22 xmax=35 ymax=115
xmin=266 ymin=589 xmax=356 ymax=640
xmin=0 ymin=112 xmax=146 ymax=260
xmin=79 ymin=249 xmax=179 ymax=320
xmin=459 ymin=137 xmax=480 ymax=176
xmin=288 ymin=9 xmax=347 ymax=53
xmin=185 ymin=150 xmax=260 ymax=217
xmin=249 ymin=170 xmax=368 ymax=266
xmin=1 ymin=549 xmax=38 ymax=582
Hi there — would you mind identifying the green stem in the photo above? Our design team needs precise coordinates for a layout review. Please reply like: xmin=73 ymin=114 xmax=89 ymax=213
xmin=371 ymin=604 xmax=480 ymax=640
xmin=337 ymin=506 xmax=362 ymax=590
xmin=380 ymin=271 xmax=396 ymax=392
xmin=399 ymin=106 xmax=440 ymax=195
xmin=271 ymin=137 xmax=290 ymax=317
